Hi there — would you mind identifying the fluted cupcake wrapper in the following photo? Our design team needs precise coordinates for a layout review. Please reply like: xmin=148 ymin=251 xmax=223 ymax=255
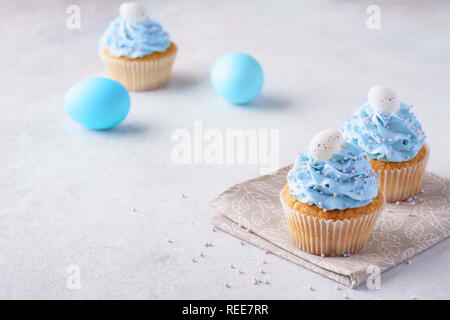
xmin=374 ymin=143 xmax=429 ymax=203
xmin=280 ymin=195 xmax=385 ymax=256
xmin=99 ymin=50 xmax=177 ymax=91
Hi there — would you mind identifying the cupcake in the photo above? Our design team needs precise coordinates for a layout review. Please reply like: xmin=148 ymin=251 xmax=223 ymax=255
xmin=342 ymin=86 xmax=428 ymax=203
xmin=99 ymin=2 xmax=177 ymax=91
xmin=280 ymin=129 xmax=384 ymax=256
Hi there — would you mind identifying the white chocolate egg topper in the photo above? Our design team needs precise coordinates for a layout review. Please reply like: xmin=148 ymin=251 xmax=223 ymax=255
xmin=119 ymin=2 xmax=147 ymax=23
xmin=308 ymin=129 xmax=344 ymax=161
xmin=368 ymin=86 xmax=401 ymax=114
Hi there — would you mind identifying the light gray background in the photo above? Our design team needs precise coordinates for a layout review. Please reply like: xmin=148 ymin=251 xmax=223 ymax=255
xmin=1 ymin=0 xmax=450 ymax=299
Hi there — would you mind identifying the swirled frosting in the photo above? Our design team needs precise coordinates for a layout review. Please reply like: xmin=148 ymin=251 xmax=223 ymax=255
xmin=288 ymin=142 xmax=379 ymax=210
xmin=341 ymin=103 xmax=425 ymax=162
xmin=99 ymin=16 xmax=171 ymax=58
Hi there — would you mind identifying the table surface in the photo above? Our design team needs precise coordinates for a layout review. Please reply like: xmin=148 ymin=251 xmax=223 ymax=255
xmin=1 ymin=0 xmax=450 ymax=299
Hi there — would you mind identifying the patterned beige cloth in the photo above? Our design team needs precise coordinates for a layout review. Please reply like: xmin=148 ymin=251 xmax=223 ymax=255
xmin=209 ymin=166 xmax=450 ymax=288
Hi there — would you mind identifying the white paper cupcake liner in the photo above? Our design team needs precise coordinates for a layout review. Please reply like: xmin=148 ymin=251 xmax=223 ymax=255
xmin=374 ymin=143 xmax=429 ymax=203
xmin=280 ymin=195 xmax=385 ymax=256
xmin=99 ymin=50 xmax=177 ymax=91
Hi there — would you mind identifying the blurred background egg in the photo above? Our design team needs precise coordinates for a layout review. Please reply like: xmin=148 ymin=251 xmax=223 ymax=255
xmin=65 ymin=77 xmax=130 ymax=130
xmin=211 ymin=52 xmax=264 ymax=105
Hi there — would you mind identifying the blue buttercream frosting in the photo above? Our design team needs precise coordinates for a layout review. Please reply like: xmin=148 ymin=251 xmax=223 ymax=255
xmin=287 ymin=142 xmax=379 ymax=210
xmin=342 ymin=102 xmax=425 ymax=162
xmin=99 ymin=16 xmax=171 ymax=58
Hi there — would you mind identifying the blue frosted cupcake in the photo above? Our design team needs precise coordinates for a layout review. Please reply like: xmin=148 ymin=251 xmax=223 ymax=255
xmin=280 ymin=129 xmax=384 ymax=256
xmin=99 ymin=2 xmax=177 ymax=91
xmin=342 ymin=86 xmax=429 ymax=202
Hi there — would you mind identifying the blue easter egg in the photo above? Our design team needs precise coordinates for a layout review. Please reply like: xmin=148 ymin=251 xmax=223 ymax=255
xmin=211 ymin=52 xmax=264 ymax=104
xmin=65 ymin=77 xmax=130 ymax=130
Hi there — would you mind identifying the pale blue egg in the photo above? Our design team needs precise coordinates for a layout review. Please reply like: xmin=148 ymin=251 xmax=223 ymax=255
xmin=211 ymin=52 xmax=264 ymax=104
xmin=65 ymin=77 xmax=130 ymax=130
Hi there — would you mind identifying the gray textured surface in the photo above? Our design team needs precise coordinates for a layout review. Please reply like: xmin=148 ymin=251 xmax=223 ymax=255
xmin=1 ymin=0 xmax=450 ymax=299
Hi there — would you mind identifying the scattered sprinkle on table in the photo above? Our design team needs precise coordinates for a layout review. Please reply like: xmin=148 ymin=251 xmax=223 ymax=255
xmin=132 ymin=208 xmax=137 ymax=212
xmin=167 ymin=238 xmax=173 ymax=243
xmin=204 ymin=241 xmax=212 ymax=247
xmin=191 ymin=258 xmax=196 ymax=263
xmin=225 ymin=282 xmax=230 ymax=288
xmin=336 ymin=285 xmax=341 ymax=290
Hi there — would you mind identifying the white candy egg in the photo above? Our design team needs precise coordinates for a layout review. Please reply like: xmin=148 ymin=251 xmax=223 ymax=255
xmin=119 ymin=2 xmax=147 ymax=23
xmin=368 ymin=86 xmax=400 ymax=114
xmin=308 ymin=129 xmax=344 ymax=161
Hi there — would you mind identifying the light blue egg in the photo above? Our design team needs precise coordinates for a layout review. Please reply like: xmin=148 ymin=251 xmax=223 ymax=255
xmin=211 ymin=52 xmax=264 ymax=105
xmin=65 ymin=77 xmax=130 ymax=130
